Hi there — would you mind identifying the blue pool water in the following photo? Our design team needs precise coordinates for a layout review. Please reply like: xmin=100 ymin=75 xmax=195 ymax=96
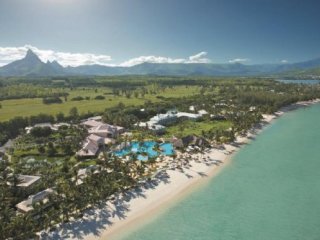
xmin=114 ymin=141 xmax=174 ymax=161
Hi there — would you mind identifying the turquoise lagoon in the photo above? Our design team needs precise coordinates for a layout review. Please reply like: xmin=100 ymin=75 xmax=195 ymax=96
xmin=277 ymin=79 xmax=320 ymax=85
xmin=117 ymin=103 xmax=320 ymax=240
xmin=114 ymin=141 xmax=174 ymax=161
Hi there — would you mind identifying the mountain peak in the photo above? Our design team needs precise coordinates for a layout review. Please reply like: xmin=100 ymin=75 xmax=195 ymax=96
xmin=0 ymin=48 xmax=65 ymax=76
xmin=25 ymin=49 xmax=41 ymax=62
xmin=46 ymin=59 xmax=64 ymax=71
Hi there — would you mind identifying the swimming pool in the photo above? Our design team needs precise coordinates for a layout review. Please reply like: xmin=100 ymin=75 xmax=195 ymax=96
xmin=114 ymin=141 xmax=174 ymax=161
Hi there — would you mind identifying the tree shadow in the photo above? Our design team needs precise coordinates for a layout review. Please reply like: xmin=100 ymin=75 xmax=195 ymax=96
xmin=184 ymin=173 xmax=194 ymax=179
xmin=41 ymin=168 xmax=179 ymax=239
xmin=43 ymin=183 xmax=154 ymax=239
xmin=197 ymin=171 xmax=208 ymax=177
xmin=43 ymin=207 xmax=114 ymax=239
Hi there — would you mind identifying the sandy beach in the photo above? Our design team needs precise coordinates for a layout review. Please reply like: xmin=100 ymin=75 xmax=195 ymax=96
xmin=43 ymin=99 xmax=320 ymax=240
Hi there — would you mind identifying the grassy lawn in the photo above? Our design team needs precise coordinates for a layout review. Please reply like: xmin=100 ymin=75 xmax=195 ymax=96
xmin=77 ymin=159 xmax=97 ymax=168
xmin=164 ymin=120 xmax=232 ymax=138
xmin=0 ymin=86 xmax=200 ymax=122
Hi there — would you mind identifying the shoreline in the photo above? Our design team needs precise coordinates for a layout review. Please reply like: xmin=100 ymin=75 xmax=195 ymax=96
xmin=44 ymin=99 xmax=320 ymax=240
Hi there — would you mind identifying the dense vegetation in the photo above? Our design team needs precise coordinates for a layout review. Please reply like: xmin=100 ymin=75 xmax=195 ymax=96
xmin=1 ymin=77 xmax=319 ymax=145
xmin=0 ymin=83 xmax=68 ymax=100
xmin=1 ymin=76 xmax=320 ymax=239
xmin=0 ymin=152 xmax=144 ymax=239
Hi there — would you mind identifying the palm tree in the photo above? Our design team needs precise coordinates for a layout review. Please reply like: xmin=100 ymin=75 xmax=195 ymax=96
xmin=152 ymin=143 xmax=163 ymax=156
xmin=147 ymin=156 xmax=157 ymax=170
xmin=171 ymin=153 xmax=178 ymax=168
xmin=9 ymin=214 xmax=37 ymax=240
xmin=0 ymin=203 xmax=15 ymax=239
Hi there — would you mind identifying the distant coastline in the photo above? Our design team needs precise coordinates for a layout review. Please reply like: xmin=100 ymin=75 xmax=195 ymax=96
xmin=44 ymin=99 xmax=320 ymax=240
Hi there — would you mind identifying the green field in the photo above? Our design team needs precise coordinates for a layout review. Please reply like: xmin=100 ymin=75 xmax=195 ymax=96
xmin=0 ymin=86 xmax=200 ymax=122
xmin=164 ymin=120 xmax=232 ymax=138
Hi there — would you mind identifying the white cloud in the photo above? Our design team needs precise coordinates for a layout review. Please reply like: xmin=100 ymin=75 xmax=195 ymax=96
xmin=188 ymin=51 xmax=211 ymax=63
xmin=228 ymin=58 xmax=249 ymax=64
xmin=0 ymin=46 xmax=27 ymax=63
xmin=0 ymin=45 xmax=212 ymax=67
xmin=281 ymin=59 xmax=288 ymax=64
xmin=119 ymin=56 xmax=185 ymax=67
xmin=119 ymin=51 xmax=211 ymax=67
xmin=0 ymin=45 xmax=112 ymax=67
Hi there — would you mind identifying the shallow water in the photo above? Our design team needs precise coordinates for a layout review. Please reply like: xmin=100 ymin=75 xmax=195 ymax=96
xmin=277 ymin=79 xmax=320 ymax=84
xmin=117 ymin=103 xmax=320 ymax=240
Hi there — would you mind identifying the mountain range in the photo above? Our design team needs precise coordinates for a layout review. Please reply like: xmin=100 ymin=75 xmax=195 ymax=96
xmin=0 ymin=49 xmax=320 ymax=77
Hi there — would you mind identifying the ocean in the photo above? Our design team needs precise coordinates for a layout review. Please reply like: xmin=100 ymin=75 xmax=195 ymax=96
xmin=117 ymin=103 xmax=320 ymax=240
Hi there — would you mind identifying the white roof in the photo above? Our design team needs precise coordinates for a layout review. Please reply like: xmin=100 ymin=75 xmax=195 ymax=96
xmin=82 ymin=119 xmax=102 ymax=128
xmin=76 ymin=166 xmax=100 ymax=185
xmin=16 ymin=188 xmax=54 ymax=212
xmin=198 ymin=109 xmax=208 ymax=115
xmin=116 ymin=126 xmax=124 ymax=131
xmin=150 ymin=124 xmax=165 ymax=130
xmin=8 ymin=175 xmax=41 ymax=187
xmin=34 ymin=123 xmax=53 ymax=128
xmin=177 ymin=112 xmax=201 ymax=119
xmin=53 ymin=123 xmax=70 ymax=128
xmin=104 ymin=138 xmax=115 ymax=145
xmin=25 ymin=123 xmax=59 ymax=134
xmin=89 ymin=124 xmax=117 ymax=134
xmin=136 ymin=122 xmax=165 ymax=131
xmin=77 ymin=165 xmax=98 ymax=177
xmin=136 ymin=110 xmax=202 ymax=131
xmin=88 ymin=116 xmax=102 ymax=121
xmin=77 ymin=140 xmax=99 ymax=156
xmin=88 ymin=134 xmax=104 ymax=143
xmin=150 ymin=111 xmax=177 ymax=122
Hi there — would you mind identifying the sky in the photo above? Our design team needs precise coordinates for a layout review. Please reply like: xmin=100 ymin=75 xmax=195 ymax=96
xmin=0 ymin=0 xmax=320 ymax=67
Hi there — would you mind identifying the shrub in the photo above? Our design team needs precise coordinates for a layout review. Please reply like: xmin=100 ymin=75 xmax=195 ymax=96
xmin=42 ymin=97 xmax=62 ymax=104
xmin=94 ymin=95 xmax=105 ymax=100
xmin=30 ymin=127 xmax=52 ymax=137
xmin=71 ymin=96 xmax=84 ymax=101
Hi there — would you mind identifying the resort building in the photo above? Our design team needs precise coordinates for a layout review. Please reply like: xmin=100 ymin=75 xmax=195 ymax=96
xmin=149 ymin=110 xmax=178 ymax=125
xmin=136 ymin=122 xmax=166 ymax=133
xmin=76 ymin=139 xmax=100 ymax=157
xmin=76 ymin=165 xmax=101 ymax=185
xmin=82 ymin=119 xmax=124 ymax=138
xmin=198 ymin=109 xmax=209 ymax=116
xmin=88 ymin=134 xmax=104 ymax=146
xmin=171 ymin=135 xmax=209 ymax=149
xmin=82 ymin=119 xmax=102 ymax=128
xmin=136 ymin=110 xmax=207 ymax=132
xmin=25 ymin=123 xmax=70 ymax=134
xmin=176 ymin=112 xmax=202 ymax=120
xmin=87 ymin=116 xmax=103 ymax=121
xmin=88 ymin=124 xmax=123 ymax=138
xmin=77 ymin=117 xmax=124 ymax=157
xmin=7 ymin=174 xmax=41 ymax=188
xmin=16 ymin=188 xmax=54 ymax=213
xmin=189 ymin=105 xmax=195 ymax=111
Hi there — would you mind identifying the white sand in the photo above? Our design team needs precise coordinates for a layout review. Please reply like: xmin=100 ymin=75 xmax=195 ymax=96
xmin=42 ymin=99 xmax=320 ymax=240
